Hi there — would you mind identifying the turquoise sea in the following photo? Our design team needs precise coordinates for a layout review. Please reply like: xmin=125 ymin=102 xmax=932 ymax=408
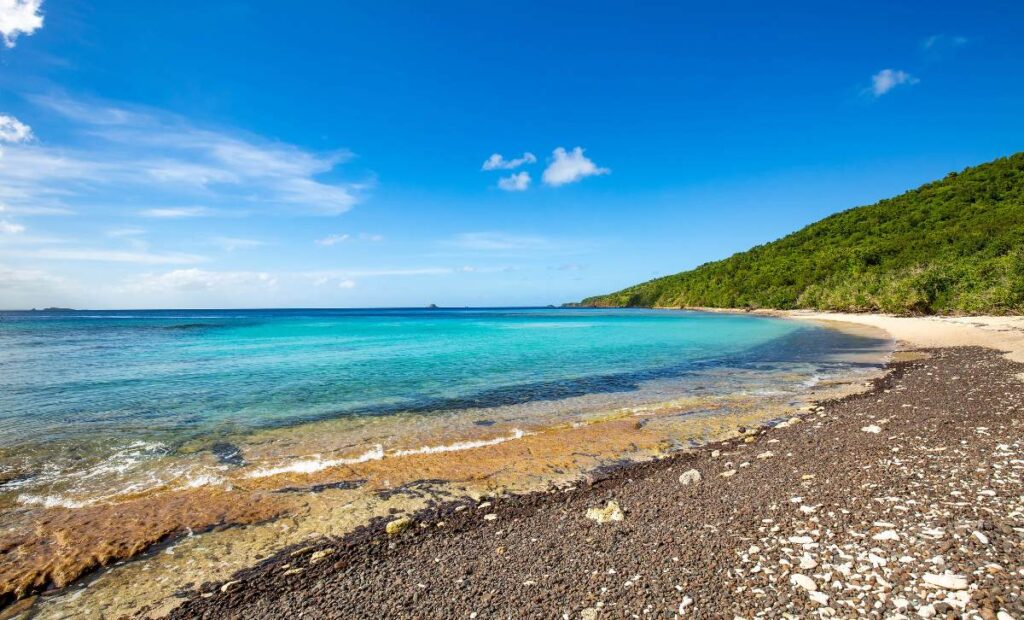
xmin=0 ymin=308 xmax=890 ymax=508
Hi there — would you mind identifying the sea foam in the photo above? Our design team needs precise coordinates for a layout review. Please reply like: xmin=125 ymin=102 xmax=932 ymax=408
xmin=245 ymin=429 xmax=531 ymax=479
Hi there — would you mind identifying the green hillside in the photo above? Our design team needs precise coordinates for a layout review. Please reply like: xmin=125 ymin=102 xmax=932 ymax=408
xmin=579 ymin=153 xmax=1024 ymax=315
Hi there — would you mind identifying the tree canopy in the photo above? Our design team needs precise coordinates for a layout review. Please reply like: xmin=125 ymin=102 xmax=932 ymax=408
xmin=578 ymin=153 xmax=1024 ymax=315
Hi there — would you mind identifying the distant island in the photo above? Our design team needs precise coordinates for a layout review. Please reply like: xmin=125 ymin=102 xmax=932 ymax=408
xmin=575 ymin=152 xmax=1024 ymax=315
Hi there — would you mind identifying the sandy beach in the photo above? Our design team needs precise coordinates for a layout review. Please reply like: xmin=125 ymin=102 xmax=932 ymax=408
xmin=157 ymin=314 xmax=1024 ymax=619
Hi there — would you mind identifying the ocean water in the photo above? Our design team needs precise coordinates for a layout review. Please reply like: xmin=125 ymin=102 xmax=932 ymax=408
xmin=0 ymin=308 xmax=890 ymax=507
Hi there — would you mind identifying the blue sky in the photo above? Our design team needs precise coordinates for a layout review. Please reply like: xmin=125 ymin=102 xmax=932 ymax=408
xmin=0 ymin=1 xmax=1022 ymax=308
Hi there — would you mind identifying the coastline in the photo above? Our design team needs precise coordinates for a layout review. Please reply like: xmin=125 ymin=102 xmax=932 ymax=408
xmin=680 ymin=308 xmax=1024 ymax=363
xmin=164 ymin=332 xmax=1024 ymax=619
xmin=11 ymin=311 xmax=1022 ymax=619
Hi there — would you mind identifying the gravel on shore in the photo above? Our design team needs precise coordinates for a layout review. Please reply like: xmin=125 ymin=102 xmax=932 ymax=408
xmin=165 ymin=347 xmax=1023 ymax=620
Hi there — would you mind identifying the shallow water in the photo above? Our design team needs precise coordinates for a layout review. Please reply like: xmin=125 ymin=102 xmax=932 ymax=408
xmin=0 ymin=308 xmax=890 ymax=510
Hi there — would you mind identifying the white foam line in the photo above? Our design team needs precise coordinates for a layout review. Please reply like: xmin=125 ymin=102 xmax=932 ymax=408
xmin=245 ymin=445 xmax=386 ymax=478
xmin=245 ymin=428 xmax=531 ymax=479
xmin=393 ymin=428 xmax=528 ymax=457
xmin=16 ymin=494 xmax=92 ymax=509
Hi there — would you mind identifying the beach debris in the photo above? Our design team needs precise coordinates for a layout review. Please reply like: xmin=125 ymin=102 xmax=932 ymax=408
xmin=580 ymin=608 xmax=599 ymax=620
xmin=922 ymin=573 xmax=969 ymax=590
xmin=385 ymin=516 xmax=413 ymax=536
xmin=678 ymin=469 xmax=701 ymax=485
xmin=790 ymin=573 xmax=817 ymax=592
xmin=220 ymin=580 xmax=240 ymax=593
xmin=678 ymin=596 xmax=693 ymax=613
xmin=585 ymin=501 xmax=624 ymax=523
xmin=972 ymin=530 xmax=989 ymax=545
xmin=872 ymin=529 xmax=900 ymax=542
xmin=309 ymin=548 xmax=334 ymax=565
xmin=483 ymin=513 xmax=498 ymax=521
xmin=711 ymin=450 xmax=721 ymax=458
xmin=861 ymin=424 xmax=882 ymax=434
xmin=756 ymin=451 xmax=774 ymax=459
xmin=720 ymin=469 xmax=737 ymax=478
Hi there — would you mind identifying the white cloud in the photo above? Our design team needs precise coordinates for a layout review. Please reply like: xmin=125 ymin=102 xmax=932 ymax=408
xmin=0 ymin=114 xmax=33 ymax=143
xmin=497 ymin=171 xmax=530 ymax=191
xmin=316 ymin=233 xmax=350 ymax=246
xmin=0 ymin=94 xmax=368 ymax=216
xmin=210 ymin=236 xmax=265 ymax=251
xmin=0 ymin=0 xmax=43 ymax=48
xmin=337 ymin=278 xmax=356 ymax=289
xmin=481 ymin=152 xmax=536 ymax=171
xmin=0 ymin=263 xmax=72 ymax=308
xmin=305 ymin=267 xmax=453 ymax=282
xmin=0 ymin=219 xmax=25 ymax=233
xmin=127 ymin=268 xmax=277 ymax=292
xmin=316 ymin=232 xmax=383 ymax=245
xmin=869 ymin=69 xmax=918 ymax=97
xmin=3 ymin=248 xmax=205 ymax=264
xmin=138 ymin=207 xmax=213 ymax=218
xmin=541 ymin=147 xmax=610 ymax=186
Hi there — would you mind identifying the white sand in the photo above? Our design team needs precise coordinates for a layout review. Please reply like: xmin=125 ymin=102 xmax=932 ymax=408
xmin=773 ymin=311 xmax=1024 ymax=363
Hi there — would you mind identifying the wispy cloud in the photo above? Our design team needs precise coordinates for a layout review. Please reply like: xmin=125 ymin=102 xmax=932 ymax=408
xmin=106 ymin=227 xmax=146 ymax=237
xmin=541 ymin=147 xmax=610 ymax=186
xmin=2 ymin=248 xmax=206 ymax=264
xmin=138 ymin=206 xmax=214 ymax=218
xmin=868 ymin=69 xmax=918 ymax=97
xmin=0 ymin=94 xmax=369 ymax=217
xmin=0 ymin=0 xmax=44 ymax=48
xmin=481 ymin=152 xmax=536 ymax=171
xmin=210 ymin=236 xmax=266 ymax=251
xmin=497 ymin=171 xmax=530 ymax=191
xmin=316 ymin=233 xmax=350 ymax=246
xmin=126 ymin=268 xmax=277 ymax=293
xmin=448 ymin=232 xmax=554 ymax=251
xmin=0 ymin=220 xmax=26 ymax=234
xmin=922 ymin=34 xmax=968 ymax=51
xmin=315 ymin=232 xmax=383 ymax=246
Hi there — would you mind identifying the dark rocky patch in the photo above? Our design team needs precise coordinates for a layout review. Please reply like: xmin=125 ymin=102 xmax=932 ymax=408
xmin=211 ymin=443 xmax=245 ymax=467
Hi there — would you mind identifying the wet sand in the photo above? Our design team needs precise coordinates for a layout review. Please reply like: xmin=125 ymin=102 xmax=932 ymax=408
xmin=166 ymin=345 xmax=1024 ymax=619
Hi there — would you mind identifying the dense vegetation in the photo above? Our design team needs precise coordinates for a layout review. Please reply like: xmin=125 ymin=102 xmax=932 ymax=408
xmin=579 ymin=153 xmax=1024 ymax=315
